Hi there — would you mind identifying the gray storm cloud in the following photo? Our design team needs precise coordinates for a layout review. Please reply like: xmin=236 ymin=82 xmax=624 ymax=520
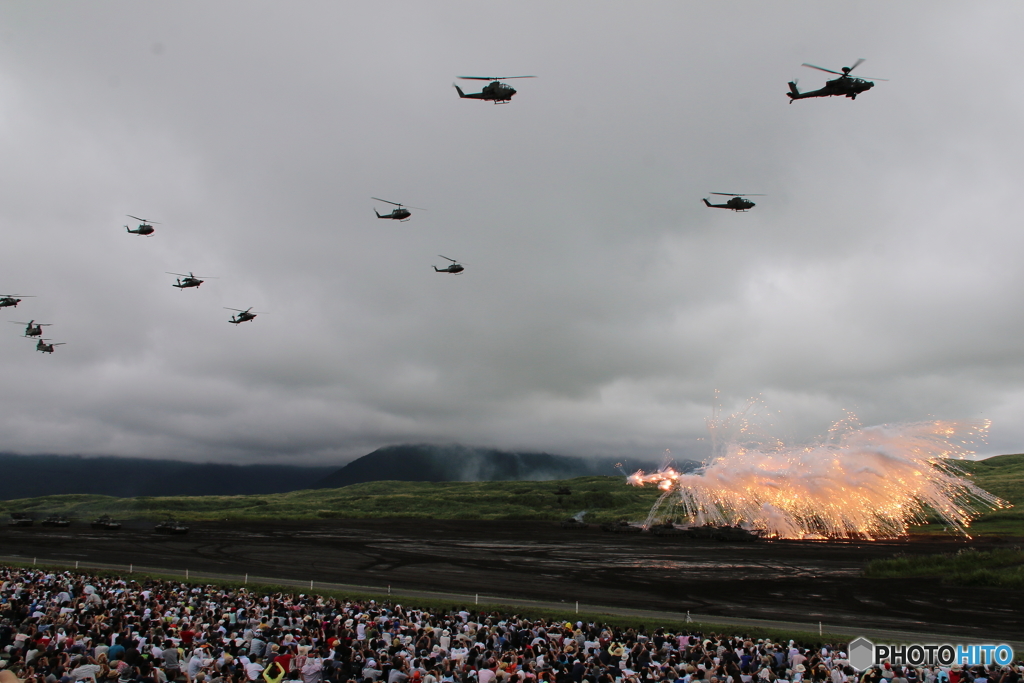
xmin=0 ymin=2 xmax=1022 ymax=464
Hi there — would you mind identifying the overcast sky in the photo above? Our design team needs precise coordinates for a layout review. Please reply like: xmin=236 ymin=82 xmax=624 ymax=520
xmin=0 ymin=2 xmax=1022 ymax=465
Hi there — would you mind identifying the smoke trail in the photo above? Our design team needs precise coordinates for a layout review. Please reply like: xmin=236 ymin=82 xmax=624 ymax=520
xmin=628 ymin=408 xmax=1010 ymax=539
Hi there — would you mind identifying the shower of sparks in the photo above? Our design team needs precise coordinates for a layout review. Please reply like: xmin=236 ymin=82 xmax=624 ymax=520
xmin=627 ymin=407 xmax=1010 ymax=539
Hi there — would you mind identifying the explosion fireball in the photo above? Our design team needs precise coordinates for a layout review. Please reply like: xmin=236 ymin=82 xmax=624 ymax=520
xmin=628 ymin=407 xmax=1010 ymax=539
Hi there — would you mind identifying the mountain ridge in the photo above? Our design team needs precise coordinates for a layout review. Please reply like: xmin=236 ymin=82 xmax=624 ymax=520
xmin=312 ymin=444 xmax=684 ymax=489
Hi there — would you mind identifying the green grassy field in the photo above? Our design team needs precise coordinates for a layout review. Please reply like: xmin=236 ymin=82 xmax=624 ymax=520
xmin=1 ymin=454 xmax=1019 ymax=534
xmin=864 ymin=548 xmax=1024 ymax=589
xmin=0 ymin=476 xmax=664 ymax=523
xmin=915 ymin=453 xmax=1024 ymax=536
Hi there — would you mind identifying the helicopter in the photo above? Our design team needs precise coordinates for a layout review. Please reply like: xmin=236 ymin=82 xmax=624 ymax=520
xmin=433 ymin=255 xmax=465 ymax=274
xmin=0 ymin=295 xmax=32 ymax=309
xmin=372 ymin=198 xmax=424 ymax=222
xmin=702 ymin=193 xmax=765 ymax=212
xmin=787 ymin=59 xmax=887 ymax=101
xmin=168 ymin=272 xmax=216 ymax=289
xmin=125 ymin=215 xmax=159 ymax=236
xmin=225 ymin=307 xmax=260 ymax=324
xmin=454 ymin=76 xmax=535 ymax=103
xmin=31 ymin=338 xmax=65 ymax=354
xmin=10 ymin=320 xmax=52 ymax=337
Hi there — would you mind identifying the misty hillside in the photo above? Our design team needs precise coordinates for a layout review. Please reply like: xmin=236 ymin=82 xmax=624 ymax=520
xmin=313 ymin=444 xmax=693 ymax=489
xmin=0 ymin=454 xmax=336 ymax=501
xmin=0 ymin=447 xmax=698 ymax=501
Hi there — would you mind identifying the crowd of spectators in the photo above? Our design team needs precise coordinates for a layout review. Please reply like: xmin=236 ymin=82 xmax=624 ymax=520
xmin=0 ymin=567 xmax=1019 ymax=683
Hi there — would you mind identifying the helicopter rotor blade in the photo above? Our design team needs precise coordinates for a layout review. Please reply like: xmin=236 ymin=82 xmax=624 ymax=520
xmin=457 ymin=75 xmax=536 ymax=80
xmin=847 ymin=58 xmax=865 ymax=73
xmin=801 ymin=63 xmax=844 ymax=76
xmin=127 ymin=215 xmax=161 ymax=224
xmin=371 ymin=197 xmax=403 ymax=207
xmin=438 ymin=255 xmax=457 ymax=263
xmin=710 ymin=193 xmax=766 ymax=197
xmin=1 ymin=294 xmax=34 ymax=298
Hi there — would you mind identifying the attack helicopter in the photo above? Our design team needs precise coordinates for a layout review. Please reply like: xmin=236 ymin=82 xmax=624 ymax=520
xmin=0 ymin=295 xmax=32 ymax=309
xmin=372 ymin=198 xmax=425 ymax=222
xmin=454 ymin=76 xmax=535 ymax=103
xmin=30 ymin=338 xmax=65 ymax=354
xmin=125 ymin=215 xmax=159 ymax=235
xmin=168 ymin=272 xmax=216 ymax=289
xmin=225 ymin=307 xmax=260 ymax=324
xmin=10 ymin=320 xmax=52 ymax=337
xmin=787 ymin=59 xmax=887 ymax=101
xmin=433 ymin=255 xmax=465 ymax=274
xmin=702 ymin=193 xmax=765 ymax=212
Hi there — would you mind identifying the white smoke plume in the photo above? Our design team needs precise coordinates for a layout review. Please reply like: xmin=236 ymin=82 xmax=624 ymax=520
xmin=628 ymin=405 xmax=1010 ymax=539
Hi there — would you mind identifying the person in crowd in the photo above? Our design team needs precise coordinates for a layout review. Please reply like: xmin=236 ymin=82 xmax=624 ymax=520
xmin=0 ymin=567 xmax=1018 ymax=683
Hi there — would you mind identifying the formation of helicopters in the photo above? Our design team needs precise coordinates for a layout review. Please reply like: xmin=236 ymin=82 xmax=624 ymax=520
xmin=9 ymin=319 xmax=64 ymax=354
xmin=126 ymin=219 xmax=261 ymax=324
xmin=8 ymin=312 xmax=66 ymax=354
xmin=6 ymin=315 xmax=65 ymax=353
xmin=52 ymin=58 xmax=882 ymax=356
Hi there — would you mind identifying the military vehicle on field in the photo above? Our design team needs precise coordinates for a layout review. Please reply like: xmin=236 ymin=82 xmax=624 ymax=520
xmin=8 ymin=513 xmax=32 ymax=527
xmin=91 ymin=515 xmax=122 ymax=530
xmin=41 ymin=515 xmax=71 ymax=527
xmin=154 ymin=520 xmax=190 ymax=535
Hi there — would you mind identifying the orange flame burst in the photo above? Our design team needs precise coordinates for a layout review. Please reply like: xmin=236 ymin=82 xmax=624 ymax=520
xmin=628 ymin=414 xmax=1009 ymax=539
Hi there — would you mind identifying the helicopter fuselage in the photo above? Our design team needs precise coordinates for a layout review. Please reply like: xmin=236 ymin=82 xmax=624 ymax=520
xmin=433 ymin=264 xmax=465 ymax=274
xmin=703 ymin=197 xmax=755 ymax=211
xmin=455 ymin=81 xmax=517 ymax=103
xmin=0 ymin=297 xmax=22 ymax=308
xmin=788 ymin=76 xmax=874 ymax=101
xmin=126 ymin=224 xmax=155 ymax=235
xmin=376 ymin=208 xmax=412 ymax=221
xmin=173 ymin=278 xmax=203 ymax=289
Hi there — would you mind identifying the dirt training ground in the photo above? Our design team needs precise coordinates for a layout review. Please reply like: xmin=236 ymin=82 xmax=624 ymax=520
xmin=1 ymin=519 xmax=1020 ymax=640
